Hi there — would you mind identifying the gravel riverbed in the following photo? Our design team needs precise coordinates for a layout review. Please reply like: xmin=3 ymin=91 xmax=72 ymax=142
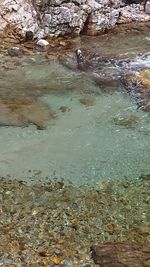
xmin=0 ymin=176 xmax=149 ymax=266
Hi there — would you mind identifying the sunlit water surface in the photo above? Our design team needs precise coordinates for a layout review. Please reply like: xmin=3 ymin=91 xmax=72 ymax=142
xmin=0 ymin=31 xmax=150 ymax=185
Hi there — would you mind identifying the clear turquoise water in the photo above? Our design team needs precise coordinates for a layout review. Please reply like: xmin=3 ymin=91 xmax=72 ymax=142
xmin=0 ymin=32 xmax=150 ymax=185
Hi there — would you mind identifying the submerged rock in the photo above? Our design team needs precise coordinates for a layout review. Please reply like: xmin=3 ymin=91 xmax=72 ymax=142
xmin=8 ymin=47 xmax=23 ymax=57
xmin=94 ymin=76 xmax=120 ymax=92
xmin=112 ymin=115 xmax=138 ymax=128
xmin=59 ymin=106 xmax=70 ymax=112
xmin=91 ymin=243 xmax=150 ymax=267
xmin=0 ymin=96 xmax=56 ymax=129
xmin=79 ymin=95 xmax=96 ymax=106
xmin=139 ymin=173 xmax=150 ymax=180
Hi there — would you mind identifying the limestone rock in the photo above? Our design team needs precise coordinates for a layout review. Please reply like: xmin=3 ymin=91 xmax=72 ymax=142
xmin=0 ymin=0 xmax=39 ymax=37
xmin=118 ymin=4 xmax=150 ymax=23
xmin=0 ymin=0 xmax=150 ymax=38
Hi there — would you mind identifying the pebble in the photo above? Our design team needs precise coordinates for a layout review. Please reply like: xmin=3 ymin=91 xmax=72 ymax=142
xmin=37 ymin=39 xmax=49 ymax=47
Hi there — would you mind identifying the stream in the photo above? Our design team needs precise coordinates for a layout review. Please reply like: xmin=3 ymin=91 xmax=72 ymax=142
xmin=0 ymin=26 xmax=150 ymax=267
xmin=0 ymin=29 xmax=150 ymax=185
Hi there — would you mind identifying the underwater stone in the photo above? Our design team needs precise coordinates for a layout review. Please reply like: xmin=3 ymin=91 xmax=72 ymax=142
xmin=112 ymin=115 xmax=138 ymax=128
xmin=79 ymin=95 xmax=96 ymax=106
xmin=91 ymin=243 xmax=150 ymax=267
xmin=0 ymin=96 xmax=56 ymax=129
xmin=59 ymin=106 xmax=70 ymax=112
xmin=8 ymin=47 xmax=23 ymax=57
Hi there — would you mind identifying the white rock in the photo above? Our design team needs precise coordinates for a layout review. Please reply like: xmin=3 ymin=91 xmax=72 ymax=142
xmin=145 ymin=36 xmax=150 ymax=41
xmin=37 ymin=39 xmax=49 ymax=47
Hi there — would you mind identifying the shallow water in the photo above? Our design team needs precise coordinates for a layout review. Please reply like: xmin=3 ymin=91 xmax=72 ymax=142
xmin=0 ymin=30 xmax=150 ymax=185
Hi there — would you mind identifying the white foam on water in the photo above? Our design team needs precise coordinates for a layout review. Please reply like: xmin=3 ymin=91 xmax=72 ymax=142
xmin=129 ymin=53 xmax=150 ymax=69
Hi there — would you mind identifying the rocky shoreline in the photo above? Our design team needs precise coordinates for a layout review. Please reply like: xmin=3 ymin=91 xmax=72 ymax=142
xmin=0 ymin=0 xmax=150 ymax=39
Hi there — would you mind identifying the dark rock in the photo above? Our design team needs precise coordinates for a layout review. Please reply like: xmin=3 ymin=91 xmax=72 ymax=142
xmin=122 ymin=0 xmax=146 ymax=4
xmin=91 ymin=243 xmax=150 ymax=267
xmin=25 ymin=31 xmax=34 ymax=41
xmin=59 ymin=106 xmax=70 ymax=112
xmin=139 ymin=174 xmax=150 ymax=180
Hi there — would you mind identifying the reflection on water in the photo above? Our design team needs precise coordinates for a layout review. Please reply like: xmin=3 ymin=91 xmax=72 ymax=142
xmin=0 ymin=30 xmax=150 ymax=185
